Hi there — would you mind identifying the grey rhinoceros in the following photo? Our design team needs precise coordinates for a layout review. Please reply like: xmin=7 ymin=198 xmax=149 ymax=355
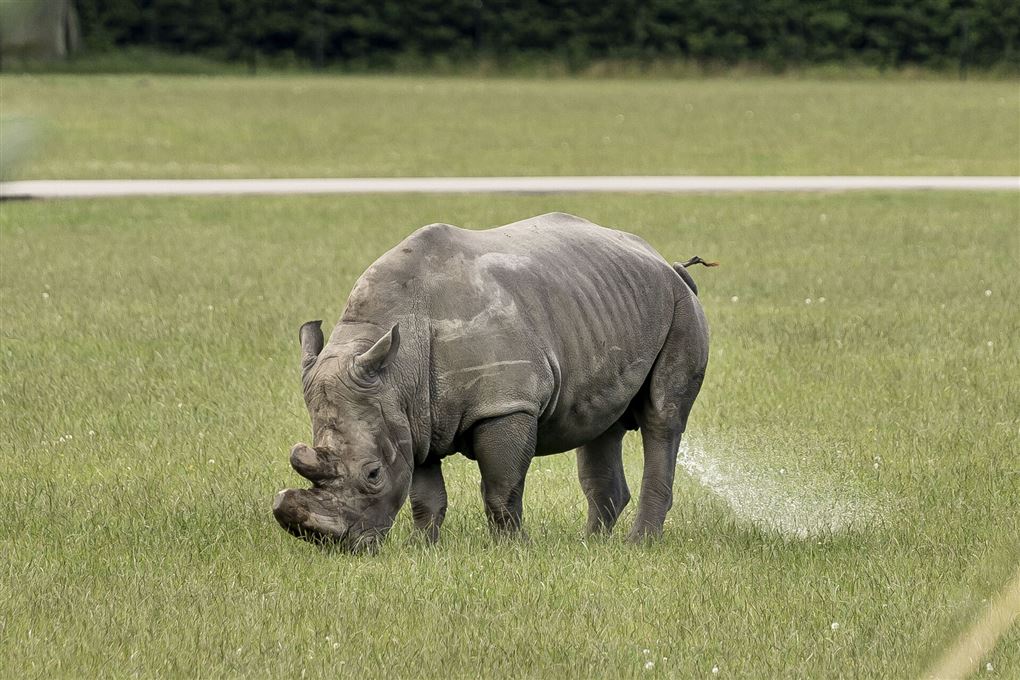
xmin=273 ymin=212 xmax=712 ymax=552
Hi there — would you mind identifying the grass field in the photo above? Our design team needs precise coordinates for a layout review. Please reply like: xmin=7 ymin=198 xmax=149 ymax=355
xmin=3 ymin=74 xmax=1019 ymax=677
xmin=2 ymin=189 xmax=1018 ymax=677
xmin=2 ymin=75 xmax=1019 ymax=179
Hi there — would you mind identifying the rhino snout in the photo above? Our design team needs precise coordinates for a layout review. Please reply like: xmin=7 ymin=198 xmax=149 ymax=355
xmin=273 ymin=488 xmax=345 ymax=538
xmin=272 ymin=488 xmax=387 ymax=553
xmin=273 ymin=488 xmax=314 ymax=536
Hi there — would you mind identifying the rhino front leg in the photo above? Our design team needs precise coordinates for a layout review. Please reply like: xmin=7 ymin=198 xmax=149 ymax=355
xmin=473 ymin=413 xmax=537 ymax=537
xmin=409 ymin=458 xmax=447 ymax=543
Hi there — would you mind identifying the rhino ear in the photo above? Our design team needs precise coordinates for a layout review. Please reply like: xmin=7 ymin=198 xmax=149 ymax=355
xmin=299 ymin=320 xmax=324 ymax=377
xmin=353 ymin=324 xmax=400 ymax=383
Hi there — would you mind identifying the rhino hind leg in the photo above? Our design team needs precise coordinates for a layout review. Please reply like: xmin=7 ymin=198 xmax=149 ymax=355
xmin=409 ymin=458 xmax=447 ymax=543
xmin=627 ymin=303 xmax=707 ymax=543
xmin=628 ymin=428 xmax=682 ymax=542
xmin=473 ymin=412 xmax=537 ymax=538
xmin=576 ymin=423 xmax=631 ymax=534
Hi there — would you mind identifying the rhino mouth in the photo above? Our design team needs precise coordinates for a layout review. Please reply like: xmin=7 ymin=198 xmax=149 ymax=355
xmin=272 ymin=488 xmax=386 ymax=553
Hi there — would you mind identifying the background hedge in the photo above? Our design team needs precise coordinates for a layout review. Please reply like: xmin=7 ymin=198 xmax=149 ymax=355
xmin=74 ymin=0 xmax=1020 ymax=71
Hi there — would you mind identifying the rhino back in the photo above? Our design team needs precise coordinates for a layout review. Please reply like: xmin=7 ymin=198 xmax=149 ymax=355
xmin=346 ymin=213 xmax=688 ymax=455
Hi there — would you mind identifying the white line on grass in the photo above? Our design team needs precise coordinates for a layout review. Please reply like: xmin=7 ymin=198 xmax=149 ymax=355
xmin=924 ymin=564 xmax=1020 ymax=680
xmin=2 ymin=176 xmax=1018 ymax=199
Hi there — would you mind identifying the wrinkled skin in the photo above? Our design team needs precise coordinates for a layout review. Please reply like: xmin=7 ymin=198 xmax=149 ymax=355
xmin=273 ymin=324 xmax=415 ymax=552
xmin=273 ymin=212 xmax=710 ymax=552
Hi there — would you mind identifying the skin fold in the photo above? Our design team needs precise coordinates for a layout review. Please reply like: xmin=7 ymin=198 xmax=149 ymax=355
xmin=273 ymin=212 xmax=709 ymax=551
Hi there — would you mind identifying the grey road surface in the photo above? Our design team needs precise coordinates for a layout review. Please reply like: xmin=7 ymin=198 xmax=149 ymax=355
xmin=2 ymin=176 xmax=1018 ymax=199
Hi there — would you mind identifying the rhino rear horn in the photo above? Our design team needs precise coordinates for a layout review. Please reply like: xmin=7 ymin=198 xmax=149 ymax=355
xmin=299 ymin=320 xmax=324 ymax=377
xmin=290 ymin=443 xmax=328 ymax=481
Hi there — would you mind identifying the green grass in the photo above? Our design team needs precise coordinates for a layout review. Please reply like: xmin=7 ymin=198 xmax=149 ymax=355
xmin=2 ymin=192 xmax=1018 ymax=678
xmin=2 ymin=75 xmax=1018 ymax=179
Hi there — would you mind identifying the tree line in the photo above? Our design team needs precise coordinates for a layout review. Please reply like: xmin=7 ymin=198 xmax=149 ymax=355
xmin=74 ymin=0 xmax=1020 ymax=71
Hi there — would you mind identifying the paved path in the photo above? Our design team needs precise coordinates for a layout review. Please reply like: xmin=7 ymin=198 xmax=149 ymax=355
xmin=2 ymin=176 xmax=1017 ymax=199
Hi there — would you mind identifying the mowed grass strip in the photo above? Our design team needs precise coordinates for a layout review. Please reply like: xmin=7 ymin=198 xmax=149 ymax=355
xmin=2 ymin=75 xmax=1018 ymax=179
xmin=1 ymin=193 xmax=1017 ymax=678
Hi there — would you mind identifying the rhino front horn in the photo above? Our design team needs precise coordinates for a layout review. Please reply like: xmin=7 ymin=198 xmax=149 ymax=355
xmin=290 ymin=443 xmax=327 ymax=481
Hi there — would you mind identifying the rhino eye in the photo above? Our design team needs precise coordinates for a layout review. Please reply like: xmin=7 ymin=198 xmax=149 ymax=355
xmin=366 ymin=466 xmax=381 ymax=482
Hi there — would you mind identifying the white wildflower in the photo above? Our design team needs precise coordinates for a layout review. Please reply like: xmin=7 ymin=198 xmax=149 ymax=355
xmin=805 ymin=298 xmax=812 ymax=304
xmin=984 ymin=289 xmax=992 ymax=297
xmin=42 ymin=292 xmax=50 ymax=299
xmin=986 ymin=662 xmax=994 ymax=672
xmin=644 ymin=660 xmax=655 ymax=670
xmin=712 ymin=666 xmax=720 ymax=674
xmin=207 ymin=459 xmax=215 ymax=464
xmin=819 ymin=297 xmax=826 ymax=303
xmin=831 ymin=622 xmax=840 ymax=631
xmin=730 ymin=296 xmax=739 ymax=303
xmin=88 ymin=430 xmax=95 ymax=436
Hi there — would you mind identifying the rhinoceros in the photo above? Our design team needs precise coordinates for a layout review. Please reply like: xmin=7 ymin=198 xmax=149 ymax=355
xmin=273 ymin=212 xmax=712 ymax=552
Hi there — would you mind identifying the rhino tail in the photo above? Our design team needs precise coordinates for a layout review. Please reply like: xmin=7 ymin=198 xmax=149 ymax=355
xmin=672 ymin=257 xmax=719 ymax=296
xmin=678 ymin=256 xmax=719 ymax=269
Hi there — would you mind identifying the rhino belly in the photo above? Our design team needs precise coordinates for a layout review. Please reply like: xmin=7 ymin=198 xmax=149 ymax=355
xmin=533 ymin=339 xmax=660 ymax=454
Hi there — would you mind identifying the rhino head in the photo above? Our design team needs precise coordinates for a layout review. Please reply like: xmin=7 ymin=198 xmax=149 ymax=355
xmin=272 ymin=320 xmax=414 ymax=553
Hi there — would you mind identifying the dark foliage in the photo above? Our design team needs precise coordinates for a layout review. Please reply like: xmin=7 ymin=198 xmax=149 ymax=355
xmin=73 ymin=0 xmax=1020 ymax=70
